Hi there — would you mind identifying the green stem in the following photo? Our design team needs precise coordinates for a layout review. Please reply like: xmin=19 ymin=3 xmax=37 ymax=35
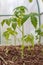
xmin=36 ymin=0 xmax=41 ymax=43
xmin=6 ymin=40 xmax=9 ymax=45
xmin=22 ymin=25 xmax=24 ymax=44
xmin=21 ymin=25 xmax=24 ymax=59
xmin=14 ymin=35 xmax=16 ymax=46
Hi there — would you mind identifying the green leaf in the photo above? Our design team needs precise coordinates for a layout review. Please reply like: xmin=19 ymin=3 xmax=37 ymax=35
xmin=13 ymin=6 xmax=28 ymax=17
xmin=7 ymin=28 xmax=15 ymax=35
xmin=21 ymin=14 xmax=30 ymax=25
xmin=21 ymin=13 xmax=38 ymax=26
xmin=31 ymin=16 xmax=38 ymax=28
xmin=40 ymin=32 xmax=43 ymax=36
xmin=17 ymin=18 xmax=21 ymax=27
xmin=1 ymin=19 xmax=6 ymax=26
xmin=22 ymin=34 xmax=34 ymax=47
xmin=12 ymin=23 xmax=17 ymax=30
xmin=35 ymin=29 xmax=41 ymax=35
xmin=3 ymin=31 xmax=9 ymax=40
xmin=35 ymin=29 xmax=43 ymax=36
xmin=7 ymin=28 xmax=18 ymax=35
xmin=11 ymin=18 xmax=17 ymax=22
xmin=1 ymin=18 xmax=11 ymax=26
xmin=14 ymin=6 xmax=28 ymax=12
xmin=29 ymin=0 xmax=33 ymax=2
xmin=6 ymin=19 xmax=11 ymax=26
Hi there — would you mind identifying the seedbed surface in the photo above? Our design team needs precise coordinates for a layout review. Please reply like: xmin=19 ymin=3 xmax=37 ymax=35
xmin=0 ymin=44 xmax=43 ymax=65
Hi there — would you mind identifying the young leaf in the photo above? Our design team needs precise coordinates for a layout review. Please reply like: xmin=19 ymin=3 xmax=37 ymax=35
xmin=11 ymin=18 xmax=17 ymax=22
xmin=13 ymin=6 xmax=28 ymax=12
xmin=1 ymin=19 xmax=6 ymax=26
xmin=7 ymin=28 xmax=18 ymax=35
xmin=7 ymin=28 xmax=15 ymax=35
xmin=22 ymin=34 xmax=34 ymax=47
xmin=13 ymin=6 xmax=28 ymax=17
xmin=35 ymin=29 xmax=41 ymax=35
xmin=17 ymin=18 xmax=21 ymax=27
xmin=31 ymin=16 xmax=38 ymax=28
xmin=6 ymin=19 xmax=11 ymax=26
xmin=12 ymin=23 xmax=17 ymax=30
xmin=3 ymin=31 xmax=9 ymax=40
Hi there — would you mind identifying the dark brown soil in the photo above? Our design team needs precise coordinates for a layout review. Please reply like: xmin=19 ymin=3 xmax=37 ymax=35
xmin=0 ymin=44 xmax=43 ymax=65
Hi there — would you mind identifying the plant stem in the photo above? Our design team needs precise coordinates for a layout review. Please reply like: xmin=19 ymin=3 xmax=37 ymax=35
xmin=36 ymin=0 xmax=41 ymax=43
xmin=22 ymin=25 xmax=24 ymax=44
xmin=6 ymin=40 xmax=8 ymax=45
xmin=21 ymin=25 xmax=24 ymax=59
xmin=14 ymin=35 xmax=16 ymax=46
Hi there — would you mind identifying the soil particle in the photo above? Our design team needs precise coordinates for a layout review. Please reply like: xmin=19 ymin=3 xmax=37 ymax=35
xmin=0 ymin=44 xmax=43 ymax=65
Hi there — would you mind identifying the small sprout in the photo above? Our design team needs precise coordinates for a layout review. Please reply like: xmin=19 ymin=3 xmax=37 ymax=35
xmin=22 ymin=34 xmax=34 ymax=47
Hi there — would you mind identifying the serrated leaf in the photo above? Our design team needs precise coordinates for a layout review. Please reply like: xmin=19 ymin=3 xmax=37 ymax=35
xmin=31 ymin=16 xmax=38 ymax=28
xmin=12 ymin=23 xmax=17 ymax=30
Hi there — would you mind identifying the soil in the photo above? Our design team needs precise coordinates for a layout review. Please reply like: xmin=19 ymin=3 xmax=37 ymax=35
xmin=0 ymin=44 xmax=43 ymax=65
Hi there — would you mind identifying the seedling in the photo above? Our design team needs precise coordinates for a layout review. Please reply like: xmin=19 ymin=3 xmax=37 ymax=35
xmin=1 ymin=5 xmax=39 ymax=59
xmin=1 ymin=1 xmax=43 ymax=59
